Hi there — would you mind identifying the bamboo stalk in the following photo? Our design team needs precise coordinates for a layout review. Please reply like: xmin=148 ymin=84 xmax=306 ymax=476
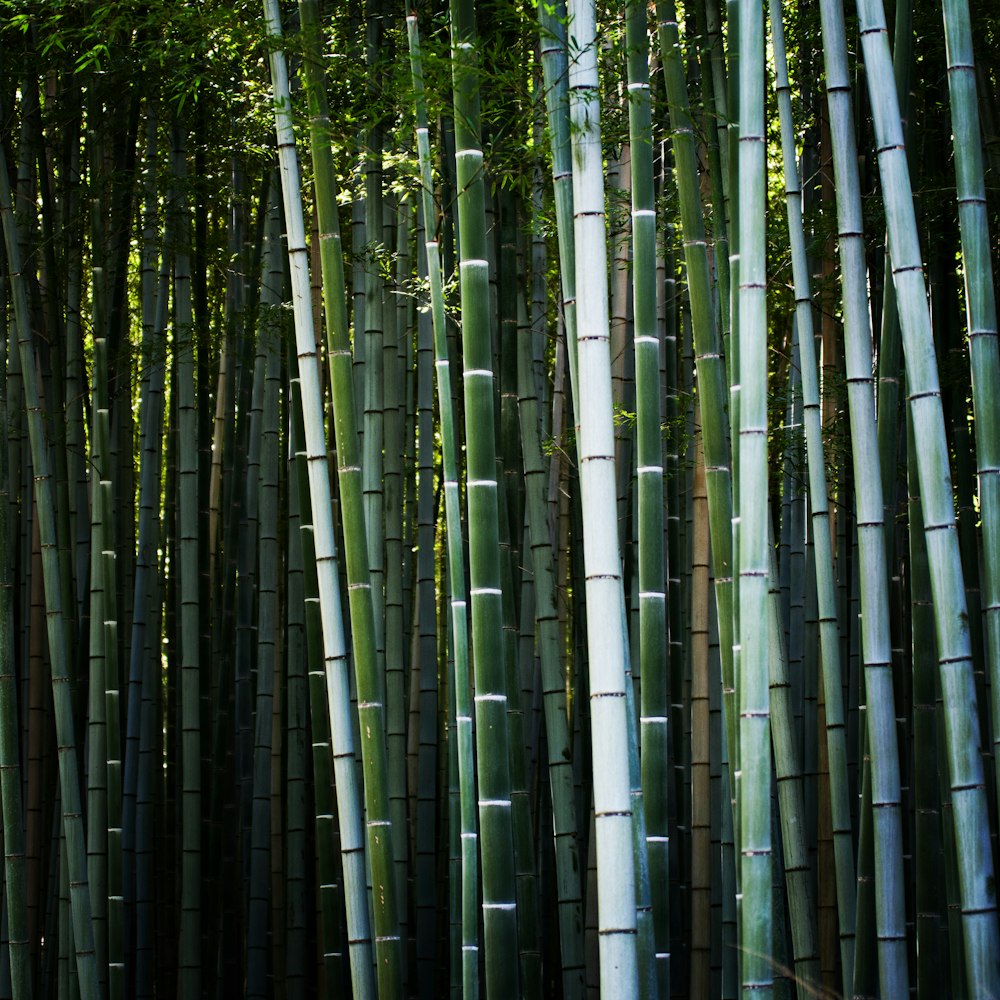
xmin=568 ymin=0 xmax=640 ymax=992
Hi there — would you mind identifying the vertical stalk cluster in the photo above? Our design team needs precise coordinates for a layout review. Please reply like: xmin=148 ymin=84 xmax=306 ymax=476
xmin=0 ymin=3 xmax=998 ymax=998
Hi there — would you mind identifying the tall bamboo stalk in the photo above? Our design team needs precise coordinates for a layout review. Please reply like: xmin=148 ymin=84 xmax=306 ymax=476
xmin=296 ymin=1 xmax=405 ymax=996
xmin=1 ymin=112 xmax=102 ymax=1000
xmin=405 ymin=19 xmax=479 ymax=998
xmin=568 ymin=0 xmax=639 ymax=992
xmin=736 ymin=0 xmax=772 ymax=990
xmin=768 ymin=1 xmax=856 ymax=989
xmin=624 ymin=2 xmax=669 ymax=993
xmin=855 ymin=0 xmax=1000 ymax=988
xmin=940 ymin=0 xmax=1000 ymax=813
xmin=262 ymin=5 xmax=382 ymax=997
xmin=447 ymin=0 xmax=521 ymax=994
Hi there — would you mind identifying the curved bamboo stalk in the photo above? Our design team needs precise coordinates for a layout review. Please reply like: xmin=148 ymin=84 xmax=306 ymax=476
xmin=768 ymin=1 xmax=856 ymax=989
xmin=854 ymin=0 xmax=1000 ymax=989
xmin=940 ymin=0 xmax=1000 ymax=815
xmin=815 ymin=2 xmax=911 ymax=992
xmin=295 ymin=2 xmax=405 ymax=996
xmin=262 ymin=4 xmax=383 ymax=997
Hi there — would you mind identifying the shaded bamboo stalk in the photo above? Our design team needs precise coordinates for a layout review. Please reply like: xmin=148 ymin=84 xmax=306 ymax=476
xmin=854 ymin=0 xmax=1000 ymax=990
xmin=262 ymin=4 xmax=381 ymax=997
xmin=447 ymin=0 xmax=521 ymax=993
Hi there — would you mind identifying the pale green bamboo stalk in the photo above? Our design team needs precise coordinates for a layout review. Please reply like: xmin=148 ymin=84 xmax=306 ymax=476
xmin=736 ymin=0 xmax=772 ymax=989
xmin=262 ymin=5 xmax=381 ymax=997
xmin=568 ymin=0 xmax=639 ymax=992
xmin=537 ymin=0 xmax=577 ymax=392
xmin=815 ymin=5 xmax=910 ymax=993
xmin=295 ymin=3 xmax=405 ymax=996
xmin=874 ymin=0 xmax=912 ymax=520
xmin=767 ymin=1 xmax=856 ymax=988
xmin=854 ymin=0 xmax=1000 ymax=988
xmin=405 ymin=19 xmax=478 ymax=998
xmin=940 ymin=0 xmax=1000 ymax=815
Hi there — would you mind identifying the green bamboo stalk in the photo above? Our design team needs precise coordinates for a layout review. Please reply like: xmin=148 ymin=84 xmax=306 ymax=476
xmin=262 ymin=5 xmax=383 ymax=997
xmin=405 ymin=19 xmax=478 ymax=998
xmin=815 ymin=4 xmax=912 ymax=992
xmin=624 ymin=2 xmax=669 ymax=992
xmin=170 ymin=128 xmax=203 ymax=998
xmin=854 ymin=0 xmax=1000 ymax=989
xmin=874 ymin=0 xmax=912 ymax=521
xmin=447 ymin=0 xmax=521 ymax=993
xmin=246 ymin=185 xmax=284 ymax=1000
xmin=295 ymin=2 xmax=404 ymax=996
xmin=0 ymin=284 xmax=30 ymax=1000
xmin=383 ymin=195 xmax=409 ymax=948
xmin=284 ymin=494 xmax=309 ymax=1000
xmin=363 ymin=0 xmax=387 ymax=670
xmin=412 ymin=196 xmax=439 ymax=1000
xmin=515 ymin=263 xmax=586 ymax=1000
xmin=768 ymin=1 xmax=856 ymax=989
xmin=765 ymin=539 xmax=821 ymax=997
xmin=940 ymin=0 xmax=1000 ymax=814
xmin=87 ymin=379 xmax=110 ymax=999
xmin=0 ymin=112 xmax=102 ymax=1000
xmin=568 ymin=0 xmax=639 ymax=992
xmin=101 ymin=475 xmax=123 ymax=1000
xmin=654 ymin=0 xmax=736 ymax=785
xmin=690 ymin=430 xmax=712 ymax=999
xmin=736 ymin=0 xmax=772 ymax=989
xmin=536 ymin=0 xmax=577 ymax=392
xmin=906 ymin=413 xmax=947 ymax=998
xmin=126 ymin=151 xmax=171 ymax=999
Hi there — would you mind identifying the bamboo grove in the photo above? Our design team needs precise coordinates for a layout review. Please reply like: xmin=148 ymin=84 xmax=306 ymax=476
xmin=1 ymin=0 xmax=1000 ymax=996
